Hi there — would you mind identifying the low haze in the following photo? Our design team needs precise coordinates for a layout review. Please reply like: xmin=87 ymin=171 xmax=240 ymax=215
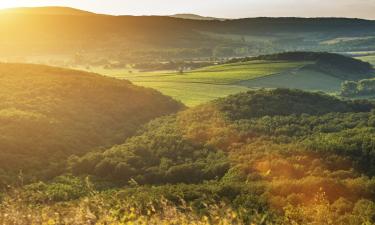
xmin=0 ymin=0 xmax=374 ymax=19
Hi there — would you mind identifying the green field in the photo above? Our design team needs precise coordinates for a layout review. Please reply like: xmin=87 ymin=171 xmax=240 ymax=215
xmin=321 ymin=36 xmax=375 ymax=45
xmin=356 ymin=55 xmax=375 ymax=66
xmin=82 ymin=60 xmax=349 ymax=106
xmin=239 ymin=67 xmax=343 ymax=92
xmin=132 ymin=82 xmax=249 ymax=106
xmin=126 ymin=61 xmax=307 ymax=84
xmin=120 ymin=61 xmax=310 ymax=106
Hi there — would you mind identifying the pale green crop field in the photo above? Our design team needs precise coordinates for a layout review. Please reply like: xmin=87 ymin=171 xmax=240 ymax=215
xmin=239 ymin=67 xmax=343 ymax=92
xmin=126 ymin=61 xmax=308 ymax=84
xmin=356 ymin=55 xmax=375 ymax=66
xmin=123 ymin=61 xmax=310 ymax=106
xmin=135 ymin=81 xmax=249 ymax=106
xmin=88 ymin=60 xmax=319 ymax=106
xmin=321 ymin=36 xmax=374 ymax=45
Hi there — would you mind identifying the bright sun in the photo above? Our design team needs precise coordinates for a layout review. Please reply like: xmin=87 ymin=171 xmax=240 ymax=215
xmin=0 ymin=1 xmax=38 ymax=10
xmin=0 ymin=2 xmax=18 ymax=10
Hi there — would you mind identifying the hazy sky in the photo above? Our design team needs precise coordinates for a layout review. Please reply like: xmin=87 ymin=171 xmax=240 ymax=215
xmin=0 ymin=0 xmax=375 ymax=19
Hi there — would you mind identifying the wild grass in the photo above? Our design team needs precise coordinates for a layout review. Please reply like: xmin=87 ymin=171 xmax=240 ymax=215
xmin=0 ymin=189 xmax=259 ymax=225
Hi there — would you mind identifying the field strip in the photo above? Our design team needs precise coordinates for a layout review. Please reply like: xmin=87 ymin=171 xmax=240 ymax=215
xmin=131 ymin=80 xmax=237 ymax=85
xmin=230 ymin=65 xmax=309 ymax=85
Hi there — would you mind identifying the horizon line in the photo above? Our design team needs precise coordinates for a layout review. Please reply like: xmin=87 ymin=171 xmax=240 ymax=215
xmin=1 ymin=6 xmax=374 ymax=21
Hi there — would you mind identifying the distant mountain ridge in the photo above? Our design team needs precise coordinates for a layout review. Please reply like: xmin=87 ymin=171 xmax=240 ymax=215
xmin=170 ymin=13 xmax=225 ymax=21
xmin=1 ymin=6 xmax=375 ymax=60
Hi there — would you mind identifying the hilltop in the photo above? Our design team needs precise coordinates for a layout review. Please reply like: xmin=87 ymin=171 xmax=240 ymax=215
xmin=0 ymin=63 xmax=183 ymax=183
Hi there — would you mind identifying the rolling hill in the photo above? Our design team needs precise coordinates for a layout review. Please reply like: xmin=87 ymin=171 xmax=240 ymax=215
xmin=71 ymin=89 xmax=375 ymax=184
xmin=0 ymin=63 xmax=183 ymax=183
xmin=122 ymin=52 xmax=374 ymax=106
xmin=1 ymin=7 xmax=375 ymax=62
xmin=58 ymin=89 xmax=375 ymax=224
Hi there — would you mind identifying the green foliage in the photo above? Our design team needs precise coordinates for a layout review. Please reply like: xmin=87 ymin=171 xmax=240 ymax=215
xmin=215 ymin=89 xmax=374 ymax=120
xmin=21 ymin=176 xmax=89 ymax=203
xmin=0 ymin=63 xmax=183 ymax=183
xmin=70 ymin=117 xmax=229 ymax=184
xmin=341 ymin=78 xmax=375 ymax=97
xmin=341 ymin=80 xmax=360 ymax=96
xmin=0 ymin=186 xmax=270 ymax=224
xmin=283 ymin=191 xmax=375 ymax=225
xmin=2 ymin=86 xmax=375 ymax=223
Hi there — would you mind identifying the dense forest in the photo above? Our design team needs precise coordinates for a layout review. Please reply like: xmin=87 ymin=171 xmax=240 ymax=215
xmin=2 ymin=89 xmax=374 ymax=224
xmin=0 ymin=63 xmax=183 ymax=184
xmin=341 ymin=78 xmax=375 ymax=97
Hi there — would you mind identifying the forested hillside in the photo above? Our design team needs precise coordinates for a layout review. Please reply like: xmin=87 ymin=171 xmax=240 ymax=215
xmin=0 ymin=63 xmax=183 ymax=184
xmin=1 ymin=7 xmax=375 ymax=63
xmin=11 ymin=89 xmax=371 ymax=224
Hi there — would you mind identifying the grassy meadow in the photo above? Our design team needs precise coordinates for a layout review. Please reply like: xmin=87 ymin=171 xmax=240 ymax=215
xmin=84 ymin=60 xmax=311 ymax=106
xmin=356 ymin=55 xmax=375 ymax=66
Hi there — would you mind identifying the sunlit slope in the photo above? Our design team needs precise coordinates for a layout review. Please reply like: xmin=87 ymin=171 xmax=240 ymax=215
xmin=68 ymin=90 xmax=375 ymax=224
xmin=125 ymin=61 xmax=308 ymax=106
xmin=238 ymin=66 xmax=343 ymax=92
xmin=123 ymin=52 xmax=373 ymax=106
xmin=0 ymin=63 xmax=183 ymax=179
xmin=132 ymin=61 xmax=307 ymax=84
xmin=1 ymin=89 xmax=375 ymax=223
xmin=357 ymin=54 xmax=375 ymax=66
xmin=74 ymin=88 xmax=375 ymax=184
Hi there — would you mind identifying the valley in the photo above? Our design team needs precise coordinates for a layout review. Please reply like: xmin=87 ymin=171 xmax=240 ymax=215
xmin=0 ymin=5 xmax=375 ymax=225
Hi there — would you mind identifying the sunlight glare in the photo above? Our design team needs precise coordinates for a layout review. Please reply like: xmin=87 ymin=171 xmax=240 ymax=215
xmin=0 ymin=1 xmax=35 ymax=10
